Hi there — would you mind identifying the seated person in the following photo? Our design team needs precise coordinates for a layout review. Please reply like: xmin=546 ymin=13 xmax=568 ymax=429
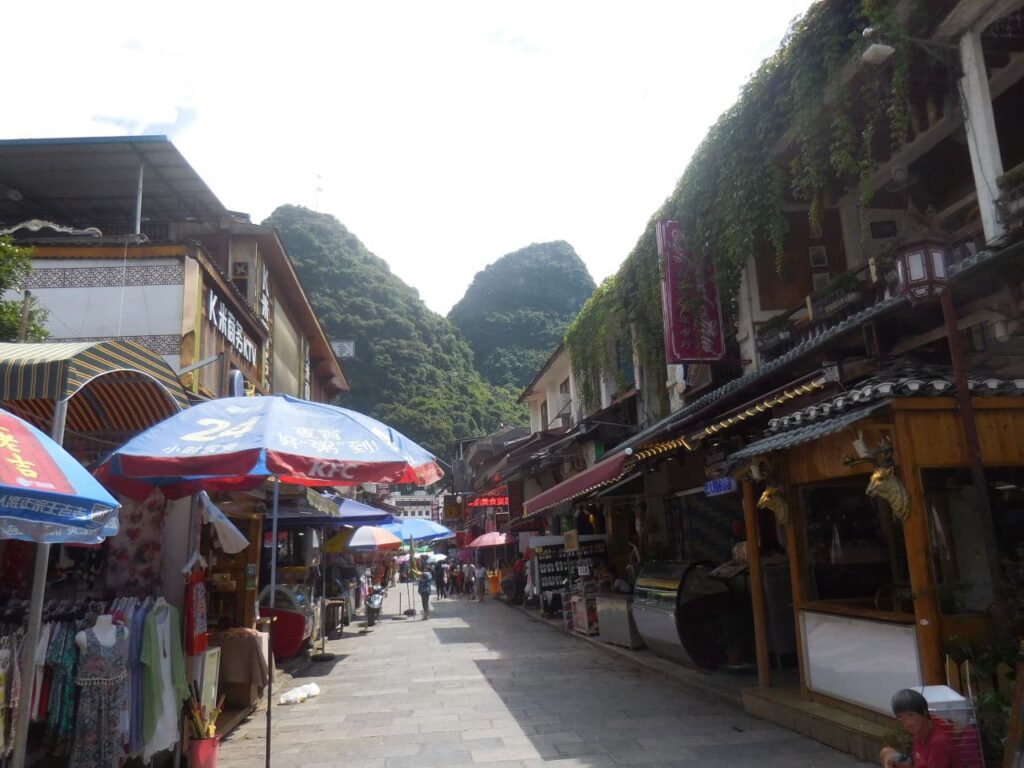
xmin=880 ymin=688 xmax=959 ymax=768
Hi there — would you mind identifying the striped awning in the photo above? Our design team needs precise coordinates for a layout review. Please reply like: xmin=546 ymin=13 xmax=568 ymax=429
xmin=0 ymin=340 xmax=188 ymax=437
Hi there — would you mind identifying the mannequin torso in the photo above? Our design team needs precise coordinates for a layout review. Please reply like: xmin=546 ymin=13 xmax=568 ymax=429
xmin=77 ymin=614 xmax=122 ymax=651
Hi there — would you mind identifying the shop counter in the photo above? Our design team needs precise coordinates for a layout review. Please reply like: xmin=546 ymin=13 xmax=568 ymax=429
xmin=596 ymin=594 xmax=644 ymax=649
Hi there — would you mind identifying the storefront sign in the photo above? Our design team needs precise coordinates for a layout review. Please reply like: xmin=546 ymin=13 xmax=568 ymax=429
xmin=208 ymin=289 xmax=258 ymax=366
xmin=704 ymin=477 xmax=738 ymax=497
xmin=657 ymin=220 xmax=726 ymax=362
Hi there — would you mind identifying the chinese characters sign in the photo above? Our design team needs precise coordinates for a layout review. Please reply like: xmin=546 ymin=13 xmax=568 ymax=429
xmin=208 ymin=289 xmax=258 ymax=366
xmin=657 ymin=220 xmax=726 ymax=362
xmin=0 ymin=422 xmax=73 ymax=494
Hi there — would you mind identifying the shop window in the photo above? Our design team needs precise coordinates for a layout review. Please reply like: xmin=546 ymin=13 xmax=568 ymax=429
xmin=921 ymin=467 xmax=1024 ymax=616
xmin=667 ymin=492 xmax=744 ymax=565
xmin=801 ymin=479 xmax=909 ymax=611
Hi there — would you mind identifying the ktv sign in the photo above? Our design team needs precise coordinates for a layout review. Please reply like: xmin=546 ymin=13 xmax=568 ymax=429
xmin=208 ymin=290 xmax=258 ymax=366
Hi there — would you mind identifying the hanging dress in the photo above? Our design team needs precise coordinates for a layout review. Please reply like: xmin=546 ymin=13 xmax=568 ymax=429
xmin=69 ymin=625 xmax=129 ymax=768
xmin=142 ymin=602 xmax=188 ymax=762
xmin=0 ymin=636 xmax=9 ymax=755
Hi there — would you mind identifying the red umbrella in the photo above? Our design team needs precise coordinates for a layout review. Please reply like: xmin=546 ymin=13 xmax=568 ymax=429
xmin=467 ymin=531 xmax=512 ymax=548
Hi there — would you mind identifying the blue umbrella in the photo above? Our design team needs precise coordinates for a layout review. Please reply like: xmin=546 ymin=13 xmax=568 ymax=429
xmin=90 ymin=395 xmax=443 ymax=768
xmin=381 ymin=518 xmax=454 ymax=542
xmin=95 ymin=395 xmax=443 ymax=497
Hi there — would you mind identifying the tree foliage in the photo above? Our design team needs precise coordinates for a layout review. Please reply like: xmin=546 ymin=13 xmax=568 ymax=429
xmin=0 ymin=236 xmax=47 ymax=342
xmin=448 ymin=241 xmax=595 ymax=388
xmin=264 ymin=205 xmax=526 ymax=459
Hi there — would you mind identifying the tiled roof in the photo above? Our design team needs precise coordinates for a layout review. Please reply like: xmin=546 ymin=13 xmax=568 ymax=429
xmin=610 ymin=235 xmax=1023 ymax=459
xmin=765 ymin=360 xmax=1024 ymax=435
xmin=726 ymin=360 xmax=1024 ymax=466
xmin=610 ymin=294 xmax=907 ymax=457
xmin=727 ymin=402 xmax=890 ymax=464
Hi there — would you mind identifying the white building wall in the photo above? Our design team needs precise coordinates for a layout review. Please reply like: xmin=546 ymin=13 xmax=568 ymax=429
xmin=12 ymin=258 xmax=186 ymax=370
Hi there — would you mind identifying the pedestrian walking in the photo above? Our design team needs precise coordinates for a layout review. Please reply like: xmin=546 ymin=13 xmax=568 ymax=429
xmin=454 ymin=564 xmax=465 ymax=596
xmin=433 ymin=560 xmax=446 ymax=599
xmin=475 ymin=562 xmax=486 ymax=603
xmin=418 ymin=568 xmax=433 ymax=619
xmin=464 ymin=562 xmax=475 ymax=600
xmin=441 ymin=562 xmax=451 ymax=597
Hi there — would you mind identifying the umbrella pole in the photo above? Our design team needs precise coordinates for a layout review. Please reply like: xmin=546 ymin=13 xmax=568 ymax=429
xmin=12 ymin=398 xmax=68 ymax=768
xmin=11 ymin=541 xmax=49 ymax=768
xmin=266 ymin=477 xmax=280 ymax=768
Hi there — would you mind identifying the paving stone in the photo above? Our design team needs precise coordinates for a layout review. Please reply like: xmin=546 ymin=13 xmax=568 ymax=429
xmin=219 ymin=590 xmax=872 ymax=768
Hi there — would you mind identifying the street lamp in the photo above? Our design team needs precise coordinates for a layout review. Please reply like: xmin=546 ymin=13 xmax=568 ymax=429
xmin=896 ymin=237 xmax=948 ymax=303
xmin=897 ymin=234 xmax=1004 ymax=631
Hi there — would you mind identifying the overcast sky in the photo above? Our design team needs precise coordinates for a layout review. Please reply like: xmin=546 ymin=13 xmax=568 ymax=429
xmin=4 ymin=1 xmax=813 ymax=315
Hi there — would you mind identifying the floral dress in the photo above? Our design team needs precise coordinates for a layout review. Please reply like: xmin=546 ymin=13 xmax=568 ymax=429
xmin=69 ymin=626 xmax=128 ymax=768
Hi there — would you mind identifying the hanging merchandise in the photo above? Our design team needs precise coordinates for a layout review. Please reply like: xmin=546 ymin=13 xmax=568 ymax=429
xmin=829 ymin=524 xmax=843 ymax=565
xmin=185 ymin=561 xmax=209 ymax=656
xmin=199 ymin=491 xmax=249 ymax=555
xmin=141 ymin=598 xmax=190 ymax=762
xmin=69 ymin=617 xmax=129 ymax=768
xmin=105 ymin=492 xmax=166 ymax=596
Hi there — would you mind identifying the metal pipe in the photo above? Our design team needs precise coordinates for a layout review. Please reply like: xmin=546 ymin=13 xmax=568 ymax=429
xmin=135 ymin=162 xmax=144 ymax=235
xmin=11 ymin=399 xmax=69 ymax=768
xmin=265 ymin=477 xmax=280 ymax=768
xmin=940 ymin=289 xmax=1005 ymax=635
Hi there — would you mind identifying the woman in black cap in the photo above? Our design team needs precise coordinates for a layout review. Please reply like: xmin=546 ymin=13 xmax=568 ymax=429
xmin=879 ymin=688 xmax=959 ymax=767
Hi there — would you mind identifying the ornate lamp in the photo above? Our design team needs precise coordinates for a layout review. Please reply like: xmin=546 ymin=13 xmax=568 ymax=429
xmin=896 ymin=236 xmax=948 ymax=303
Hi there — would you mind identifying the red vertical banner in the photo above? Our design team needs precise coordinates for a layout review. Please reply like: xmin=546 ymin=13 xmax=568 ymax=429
xmin=657 ymin=220 xmax=726 ymax=362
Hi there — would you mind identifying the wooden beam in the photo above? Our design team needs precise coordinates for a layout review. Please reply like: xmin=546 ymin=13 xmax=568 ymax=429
xmin=892 ymin=411 xmax=945 ymax=685
xmin=934 ymin=0 xmax=1024 ymax=41
xmin=782 ymin=462 xmax=812 ymax=699
xmin=743 ymin=479 xmax=771 ymax=688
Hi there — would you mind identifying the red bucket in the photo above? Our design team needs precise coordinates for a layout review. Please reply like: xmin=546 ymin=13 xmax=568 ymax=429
xmin=188 ymin=736 xmax=219 ymax=768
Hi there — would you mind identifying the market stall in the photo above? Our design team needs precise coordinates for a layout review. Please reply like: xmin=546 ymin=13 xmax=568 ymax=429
xmin=0 ymin=341 xmax=194 ymax=768
xmin=727 ymin=387 xmax=1024 ymax=718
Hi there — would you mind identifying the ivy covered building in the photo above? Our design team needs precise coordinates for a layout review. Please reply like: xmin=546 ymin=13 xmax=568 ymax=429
xmin=497 ymin=1 xmax=1024 ymax=763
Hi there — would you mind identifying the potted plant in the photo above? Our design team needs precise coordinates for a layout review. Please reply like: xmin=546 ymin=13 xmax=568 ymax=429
xmin=756 ymin=313 xmax=795 ymax=357
xmin=811 ymin=269 xmax=866 ymax=319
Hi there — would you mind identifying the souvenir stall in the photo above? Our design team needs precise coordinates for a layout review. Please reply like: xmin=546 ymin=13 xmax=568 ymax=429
xmin=0 ymin=341 xmax=197 ymax=768
xmin=726 ymin=385 xmax=1024 ymax=728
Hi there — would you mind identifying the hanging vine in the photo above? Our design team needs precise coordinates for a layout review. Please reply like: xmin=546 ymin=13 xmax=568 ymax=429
xmin=567 ymin=0 xmax=923 ymax=413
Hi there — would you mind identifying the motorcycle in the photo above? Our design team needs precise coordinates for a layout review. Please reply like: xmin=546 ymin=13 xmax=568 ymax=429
xmin=365 ymin=584 xmax=384 ymax=626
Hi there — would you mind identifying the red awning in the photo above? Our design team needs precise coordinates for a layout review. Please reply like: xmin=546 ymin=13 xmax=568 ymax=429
xmin=522 ymin=453 xmax=629 ymax=517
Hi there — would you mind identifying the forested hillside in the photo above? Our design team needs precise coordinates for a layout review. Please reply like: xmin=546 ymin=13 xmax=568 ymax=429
xmin=265 ymin=205 xmax=525 ymax=458
xmin=447 ymin=242 xmax=594 ymax=388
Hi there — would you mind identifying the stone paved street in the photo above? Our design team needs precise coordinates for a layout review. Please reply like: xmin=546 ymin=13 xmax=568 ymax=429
xmin=219 ymin=589 xmax=875 ymax=768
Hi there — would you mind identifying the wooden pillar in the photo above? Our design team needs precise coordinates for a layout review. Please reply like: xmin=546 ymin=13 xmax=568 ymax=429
xmin=742 ymin=479 xmax=771 ymax=688
xmin=783 ymin=474 xmax=811 ymax=698
xmin=893 ymin=417 xmax=944 ymax=685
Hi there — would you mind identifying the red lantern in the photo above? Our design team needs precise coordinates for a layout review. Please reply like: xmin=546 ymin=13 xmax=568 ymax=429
xmin=896 ymin=237 xmax=948 ymax=303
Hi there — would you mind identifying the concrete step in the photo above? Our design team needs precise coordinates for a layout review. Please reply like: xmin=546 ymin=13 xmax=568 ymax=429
xmin=742 ymin=686 xmax=890 ymax=763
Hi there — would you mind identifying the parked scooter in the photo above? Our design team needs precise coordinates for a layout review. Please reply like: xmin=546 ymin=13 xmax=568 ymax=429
xmin=365 ymin=584 xmax=384 ymax=626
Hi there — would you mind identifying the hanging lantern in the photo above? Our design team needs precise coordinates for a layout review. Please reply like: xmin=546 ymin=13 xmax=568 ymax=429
xmin=896 ymin=237 xmax=948 ymax=303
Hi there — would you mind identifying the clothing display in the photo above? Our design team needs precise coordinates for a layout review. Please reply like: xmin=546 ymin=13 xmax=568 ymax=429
xmin=141 ymin=599 xmax=189 ymax=761
xmin=0 ymin=596 xmax=189 ymax=767
xmin=69 ymin=623 xmax=129 ymax=768
xmin=105 ymin=491 xmax=166 ymax=596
